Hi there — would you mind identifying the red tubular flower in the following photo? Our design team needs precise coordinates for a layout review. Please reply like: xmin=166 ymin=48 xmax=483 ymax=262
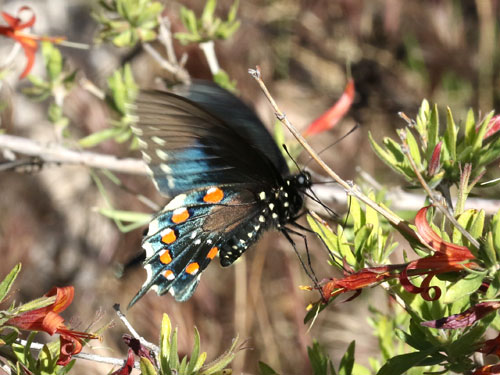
xmin=321 ymin=265 xmax=400 ymax=301
xmin=0 ymin=6 xmax=65 ymax=78
xmin=111 ymin=349 xmax=135 ymax=375
xmin=477 ymin=333 xmax=500 ymax=357
xmin=6 ymin=286 xmax=99 ymax=366
xmin=483 ymin=115 xmax=500 ymax=140
xmin=303 ymin=79 xmax=355 ymax=136
xmin=428 ymin=141 xmax=442 ymax=176
xmin=399 ymin=206 xmax=479 ymax=301
xmin=473 ymin=364 xmax=500 ymax=375
xmin=421 ymin=301 xmax=500 ymax=329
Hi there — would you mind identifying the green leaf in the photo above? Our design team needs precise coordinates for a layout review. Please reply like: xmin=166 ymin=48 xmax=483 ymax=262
xmin=308 ymin=341 xmax=336 ymax=375
xmin=186 ymin=327 xmax=201 ymax=374
xmin=405 ymin=129 xmax=422 ymax=170
xmin=259 ymin=362 xmax=280 ymax=375
xmin=464 ymin=108 xmax=476 ymax=146
xmin=78 ymin=127 xmax=124 ymax=148
xmin=472 ymin=111 xmax=494 ymax=152
xmin=415 ymin=99 xmax=430 ymax=137
xmin=201 ymin=0 xmax=217 ymax=27
xmin=0 ymin=263 xmax=21 ymax=304
xmin=160 ymin=318 xmax=173 ymax=374
xmin=376 ymin=349 xmax=436 ymax=375
xmin=368 ymin=132 xmax=407 ymax=176
xmin=338 ymin=341 xmax=355 ymax=375
xmin=96 ymin=208 xmax=152 ymax=225
xmin=444 ymin=107 xmax=457 ymax=161
xmin=426 ymin=104 xmax=439 ymax=160
xmin=140 ymin=357 xmax=158 ymax=375
xmin=442 ymin=273 xmax=484 ymax=304
xmin=492 ymin=209 xmax=500 ymax=259
xmin=41 ymin=41 xmax=63 ymax=82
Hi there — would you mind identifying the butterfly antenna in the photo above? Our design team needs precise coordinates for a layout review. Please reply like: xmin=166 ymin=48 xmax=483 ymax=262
xmin=282 ymin=143 xmax=303 ymax=173
xmin=342 ymin=195 xmax=353 ymax=229
xmin=304 ymin=123 xmax=359 ymax=168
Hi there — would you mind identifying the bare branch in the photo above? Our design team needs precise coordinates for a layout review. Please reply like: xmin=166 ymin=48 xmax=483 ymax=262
xmin=0 ymin=134 xmax=147 ymax=175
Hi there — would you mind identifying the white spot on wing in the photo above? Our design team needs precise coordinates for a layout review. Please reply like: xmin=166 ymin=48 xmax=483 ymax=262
xmin=259 ymin=215 xmax=266 ymax=223
xmin=143 ymin=242 xmax=155 ymax=258
xmin=165 ymin=194 xmax=187 ymax=211
xmin=272 ymin=213 xmax=278 ymax=219
xmin=151 ymin=136 xmax=166 ymax=146
xmin=147 ymin=219 xmax=160 ymax=235
xmin=141 ymin=151 xmax=152 ymax=163
xmin=269 ymin=203 xmax=275 ymax=210
xmin=156 ymin=149 xmax=169 ymax=161
xmin=160 ymin=164 xmax=172 ymax=173
xmin=194 ymin=239 xmax=201 ymax=245
xmin=259 ymin=191 xmax=266 ymax=200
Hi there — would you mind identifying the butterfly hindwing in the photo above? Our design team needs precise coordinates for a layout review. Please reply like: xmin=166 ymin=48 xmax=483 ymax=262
xmin=129 ymin=184 xmax=266 ymax=305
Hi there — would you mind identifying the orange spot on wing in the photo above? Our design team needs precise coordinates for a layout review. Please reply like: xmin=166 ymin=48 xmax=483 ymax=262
xmin=207 ymin=247 xmax=218 ymax=260
xmin=172 ymin=208 xmax=189 ymax=223
xmin=186 ymin=262 xmax=199 ymax=275
xmin=159 ymin=250 xmax=172 ymax=264
xmin=203 ymin=187 xmax=224 ymax=203
xmin=161 ymin=228 xmax=177 ymax=244
xmin=163 ymin=270 xmax=175 ymax=280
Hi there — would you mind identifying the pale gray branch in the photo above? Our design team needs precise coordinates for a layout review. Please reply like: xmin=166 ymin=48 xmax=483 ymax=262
xmin=0 ymin=134 xmax=147 ymax=175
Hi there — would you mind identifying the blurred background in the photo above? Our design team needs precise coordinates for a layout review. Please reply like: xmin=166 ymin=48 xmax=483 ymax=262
xmin=0 ymin=0 xmax=499 ymax=374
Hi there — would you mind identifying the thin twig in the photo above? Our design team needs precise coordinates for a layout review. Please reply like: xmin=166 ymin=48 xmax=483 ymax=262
xmin=199 ymin=41 xmax=220 ymax=75
xmin=397 ymin=129 xmax=480 ymax=249
xmin=113 ymin=304 xmax=159 ymax=353
xmin=158 ymin=16 xmax=178 ymax=66
xmin=17 ymin=339 xmax=127 ymax=367
xmin=0 ymin=134 xmax=147 ymax=175
xmin=248 ymin=66 xmax=419 ymax=241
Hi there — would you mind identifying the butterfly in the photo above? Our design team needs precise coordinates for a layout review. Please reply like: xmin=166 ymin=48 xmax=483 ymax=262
xmin=128 ymin=81 xmax=312 ymax=306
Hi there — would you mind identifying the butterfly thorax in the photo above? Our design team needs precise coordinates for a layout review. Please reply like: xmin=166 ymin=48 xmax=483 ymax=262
xmin=219 ymin=171 xmax=311 ymax=266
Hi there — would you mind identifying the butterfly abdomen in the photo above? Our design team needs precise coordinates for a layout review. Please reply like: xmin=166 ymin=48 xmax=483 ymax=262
xmin=219 ymin=173 xmax=310 ymax=266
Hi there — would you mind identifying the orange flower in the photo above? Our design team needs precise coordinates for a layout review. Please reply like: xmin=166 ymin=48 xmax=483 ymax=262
xmin=477 ymin=333 xmax=500 ymax=357
xmin=0 ymin=6 xmax=64 ymax=78
xmin=320 ymin=265 xmax=399 ymax=301
xmin=6 ymin=286 xmax=98 ymax=366
xmin=303 ymin=79 xmax=355 ymax=136
xmin=398 ymin=206 xmax=481 ymax=301
xmin=473 ymin=364 xmax=500 ymax=375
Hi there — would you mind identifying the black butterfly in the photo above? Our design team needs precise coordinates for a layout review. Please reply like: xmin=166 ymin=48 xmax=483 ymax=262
xmin=129 ymin=82 xmax=312 ymax=306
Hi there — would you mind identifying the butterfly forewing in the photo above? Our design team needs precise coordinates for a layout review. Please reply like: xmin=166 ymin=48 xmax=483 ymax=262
xmin=132 ymin=91 xmax=281 ymax=197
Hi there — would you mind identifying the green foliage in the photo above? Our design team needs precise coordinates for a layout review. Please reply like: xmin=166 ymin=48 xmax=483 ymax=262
xmin=94 ymin=0 xmax=164 ymax=47
xmin=23 ymin=42 xmax=76 ymax=131
xmin=156 ymin=313 xmax=238 ymax=375
xmin=79 ymin=64 xmax=138 ymax=148
xmin=213 ymin=70 xmax=237 ymax=93
xmin=175 ymin=0 xmax=240 ymax=45
xmin=368 ymin=101 xmax=500 ymax=199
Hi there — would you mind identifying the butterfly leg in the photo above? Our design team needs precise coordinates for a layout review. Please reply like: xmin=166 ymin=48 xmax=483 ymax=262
xmin=281 ymin=228 xmax=327 ymax=302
